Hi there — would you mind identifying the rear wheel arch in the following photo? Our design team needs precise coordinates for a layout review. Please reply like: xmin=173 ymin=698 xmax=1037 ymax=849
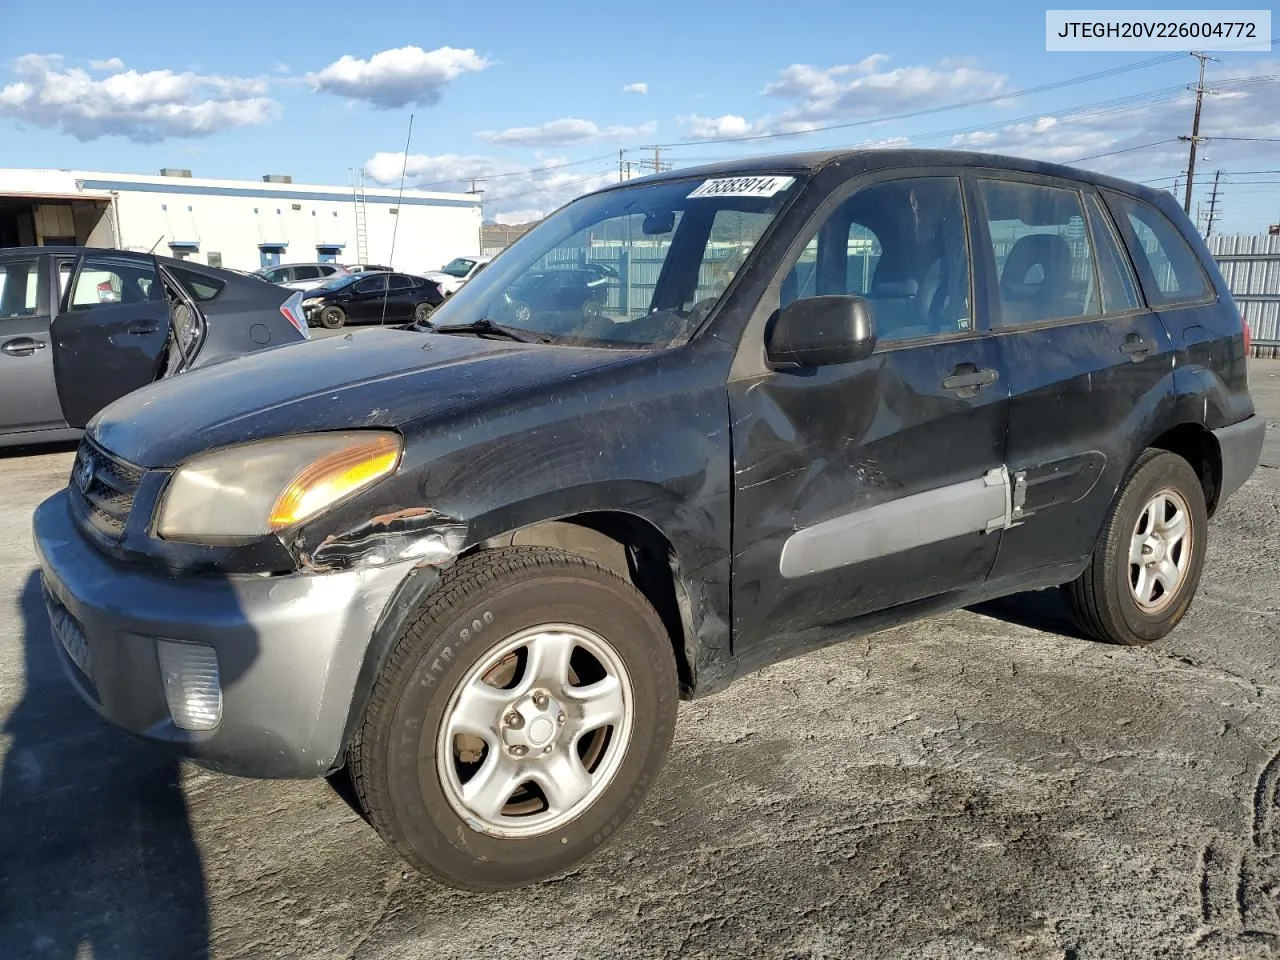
xmin=1147 ymin=421 xmax=1222 ymax=516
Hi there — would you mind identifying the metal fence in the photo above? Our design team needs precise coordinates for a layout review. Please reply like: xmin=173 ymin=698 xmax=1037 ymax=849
xmin=1209 ymin=234 xmax=1280 ymax=358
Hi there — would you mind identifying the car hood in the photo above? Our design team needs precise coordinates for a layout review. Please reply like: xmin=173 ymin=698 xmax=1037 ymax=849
xmin=422 ymin=271 xmax=459 ymax=284
xmin=89 ymin=329 xmax=629 ymax=468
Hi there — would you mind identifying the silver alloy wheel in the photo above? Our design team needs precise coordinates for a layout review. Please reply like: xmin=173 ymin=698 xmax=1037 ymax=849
xmin=1128 ymin=487 xmax=1192 ymax=613
xmin=435 ymin=624 xmax=634 ymax=839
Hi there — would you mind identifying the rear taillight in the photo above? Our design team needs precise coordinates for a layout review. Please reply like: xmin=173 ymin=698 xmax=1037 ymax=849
xmin=1243 ymin=315 xmax=1252 ymax=355
xmin=280 ymin=292 xmax=310 ymax=340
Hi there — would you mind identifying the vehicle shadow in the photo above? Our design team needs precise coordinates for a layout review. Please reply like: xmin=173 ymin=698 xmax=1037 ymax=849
xmin=0 ymin=571 xmax=209 ymax=960
xmin=967 ymin=585 xmax=1092 ymax=641
xmin=0 ymin=439 xmax=79 ymax=460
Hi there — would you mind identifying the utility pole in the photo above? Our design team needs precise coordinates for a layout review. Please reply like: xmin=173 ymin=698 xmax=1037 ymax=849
xmin=637 ymin=146 xmax=671 ymax=175
xmin=619 ymin=149 xmax=625 ymax=183
xmin=467 ymin=178 xmax=486 ymax=253
xmin=1179 ymin=51 xmax=1218 ymax=215
xmin=1205 ymin=170 xmax=1223 ymax=238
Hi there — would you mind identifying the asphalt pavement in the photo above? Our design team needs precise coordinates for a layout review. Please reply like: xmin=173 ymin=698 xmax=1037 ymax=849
xmin=1 ymin=361 xmax=1279 ymax=960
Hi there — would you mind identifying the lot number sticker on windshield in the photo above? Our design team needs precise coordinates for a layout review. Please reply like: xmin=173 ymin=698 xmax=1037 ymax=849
xmin=687 ymin=176 xmax=795 ymax=199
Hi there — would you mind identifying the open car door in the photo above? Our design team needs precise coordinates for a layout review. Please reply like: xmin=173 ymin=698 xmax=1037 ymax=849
xmin=51 ymin=252 xmax=171 ymax=428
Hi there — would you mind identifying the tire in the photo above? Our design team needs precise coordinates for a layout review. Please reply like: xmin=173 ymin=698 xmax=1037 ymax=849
xmin=320 ymin=306 xmax=346 ymax=330
xmin=1063 ymin=449 xmax=1208 ymax=646
xmin=350 ymin=546 xmax=678 ymax=891
xmin=414 ymin=301 xmax=435 ymax=323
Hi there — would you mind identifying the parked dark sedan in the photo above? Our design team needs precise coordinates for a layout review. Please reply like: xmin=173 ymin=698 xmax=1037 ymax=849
xmin=300 ymin=272 xmax=444 ymax=329
xmin=0 ymin=246 xmax=308 ymax=448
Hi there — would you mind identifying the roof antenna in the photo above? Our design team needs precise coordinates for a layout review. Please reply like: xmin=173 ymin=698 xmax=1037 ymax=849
xmin=147 ymin=235 xmax=164 ymax=254
xmin=381 ymin=112 xmax=414 ymax=327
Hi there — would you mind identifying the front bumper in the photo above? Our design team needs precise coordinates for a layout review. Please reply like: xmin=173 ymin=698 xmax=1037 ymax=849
xmin=1213 ymin=414 xmax=1266 ymax=506
xmin=33 ymin=490 xmax=417 ymax=779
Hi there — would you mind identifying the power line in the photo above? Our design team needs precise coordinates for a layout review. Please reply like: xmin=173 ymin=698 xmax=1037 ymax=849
xmin=1067 ymin=138 xmax=1181 ymax=164
xmin=648 ymin=52 xmax=1188 ymax=148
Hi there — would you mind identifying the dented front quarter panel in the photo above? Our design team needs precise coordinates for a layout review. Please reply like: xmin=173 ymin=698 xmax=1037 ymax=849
xmin=293 ymin=333 xmax=739 ymax=691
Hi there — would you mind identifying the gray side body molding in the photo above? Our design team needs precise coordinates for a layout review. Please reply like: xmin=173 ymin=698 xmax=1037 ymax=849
xmin=1213 ymin=414 xmax=1265 ymax=505
xmin=779 ymin=468 xmax=1011 ymax=579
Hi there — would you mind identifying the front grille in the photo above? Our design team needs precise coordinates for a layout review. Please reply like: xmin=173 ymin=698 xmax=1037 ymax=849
xmin=70 ymin=439 xmax=144 ymax=540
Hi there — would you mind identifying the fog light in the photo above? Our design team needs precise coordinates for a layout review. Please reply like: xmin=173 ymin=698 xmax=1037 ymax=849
xmin=156 ymin=640 xmax=222 ymax=731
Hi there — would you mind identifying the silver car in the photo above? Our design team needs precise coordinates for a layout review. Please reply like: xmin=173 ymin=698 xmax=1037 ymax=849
xmin=256 ymin=262 xmax=352 ymax=291
xmin=0 ymin=246 xmax=309 ymax=447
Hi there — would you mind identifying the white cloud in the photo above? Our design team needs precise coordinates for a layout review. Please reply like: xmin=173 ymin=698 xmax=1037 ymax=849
xmin=681 ymin=55 xmax=1007 ymax=140
xmin=680 ymin=114 xmax=756 ymax=139
xmin=476 ymin=117 xmax=656 ymax=147
xmin=623 ymin=82 xmax=648 ymax=95
xmin=364 ymin=150 xmax=615 ymax=220
xmin=89 ymin=57 xmax=125 ymax=73
xmin=306 ymin=45 xmax=489 ymax=109
xmin=0 ymin=53 xmax=278 ymax=143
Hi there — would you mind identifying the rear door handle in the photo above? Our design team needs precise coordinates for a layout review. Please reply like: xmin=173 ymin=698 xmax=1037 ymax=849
xmin=1 ymin=337 xmax=47 ymax=357
xmin=128 ymin=323 xmax=160 ymax=336
xmin=942 ymin=367 xmax=998 ymax=391
xmin=1120 ymin=335 xmax=1151 ymax=359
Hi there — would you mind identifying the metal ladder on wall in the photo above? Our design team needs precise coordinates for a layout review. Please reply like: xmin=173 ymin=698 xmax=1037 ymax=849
xmin=352 ymin=172 xmax=370 ymax=264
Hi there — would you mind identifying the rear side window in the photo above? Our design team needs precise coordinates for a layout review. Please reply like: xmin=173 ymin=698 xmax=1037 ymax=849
xmin=387 ymin=275 xmax=413 ymax=291
xmin=167 ymin=265 xmax=225 ymax=302
xmin=1083 ymin=193 xmax=1140 ymax=314
xmin=1104 ymin=191 xmax=1209 ymax=305
xmin=66 ymin=255 xmax=157 ymax=310
xmin=0 ymin=257 xmax=44 ymax=319
xmin=294 ymin=265 xmax=323 ymax=281
xmin=978 ymin=179 xmax=1098 ymax=327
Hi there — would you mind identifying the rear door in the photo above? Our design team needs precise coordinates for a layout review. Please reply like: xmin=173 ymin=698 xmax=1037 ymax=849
xmin=0 ymin=253 xmax=64 ymax=432
xmin=975 ymin=173 xmax=1176 ymax=579
xmin=729 ymin=172 xmax=1010 ymax=657
xmin=51 ymin=252 xmax=171 ymax=428
xmin=384 ymin=274 xmax=416 ymax=321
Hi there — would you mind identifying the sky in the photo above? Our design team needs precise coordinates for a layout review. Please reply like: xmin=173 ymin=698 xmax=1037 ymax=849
xmin=0 ymin=0 xmax=1278 ymax=233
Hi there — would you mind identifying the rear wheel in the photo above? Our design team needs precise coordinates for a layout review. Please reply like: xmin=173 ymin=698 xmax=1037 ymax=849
xmin=1063 ymin=449 xmax=1208 ymax=646
xmin=414 ymin=301 xmax=435 ymax=323
xmin=350 ymin=546 xmax=678 ymax=891
xmin=320 ymin=306 xmax=346 ymax=330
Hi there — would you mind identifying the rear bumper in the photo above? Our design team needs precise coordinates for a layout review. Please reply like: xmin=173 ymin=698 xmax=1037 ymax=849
xmin=33 ymin=489 xmax=416 ymax=779
xmin=1213 ymin=414 xmax=1266 ymax=506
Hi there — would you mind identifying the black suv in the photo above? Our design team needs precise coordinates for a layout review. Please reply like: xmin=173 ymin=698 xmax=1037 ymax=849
xmin=33 ymin=150 xmax=1262 ymax=891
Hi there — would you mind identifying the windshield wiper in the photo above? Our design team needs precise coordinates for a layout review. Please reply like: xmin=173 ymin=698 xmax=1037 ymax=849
xmin=432 ymin=318 xmax=550 ymax=343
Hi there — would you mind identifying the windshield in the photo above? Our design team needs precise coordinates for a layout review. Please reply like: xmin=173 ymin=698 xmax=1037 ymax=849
xmin=440 ymin=258 xmax=477 ymax=278
xmin=425 ymin=174 xmax=803 ymax=348
xmin=316 ymin=274 xmax=359 ymax=292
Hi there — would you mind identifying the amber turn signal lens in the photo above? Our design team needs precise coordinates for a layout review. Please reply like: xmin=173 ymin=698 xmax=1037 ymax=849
xmin=268 ymin=433 xmax=401 ymax=530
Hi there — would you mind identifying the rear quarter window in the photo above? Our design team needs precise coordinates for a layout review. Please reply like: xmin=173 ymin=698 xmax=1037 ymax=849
xmin=1104 ymin=191 xmax=1211 ymax=306
xmin=167 ymin=266 xmax=226 ymax=302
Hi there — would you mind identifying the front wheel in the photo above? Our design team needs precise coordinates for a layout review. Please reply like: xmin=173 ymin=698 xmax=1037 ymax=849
xmin=1063 ymin=449 xmax=1208 ymax=646
xmin=319 ymin=306 xmax=346 ymax=330
xmin=349 ymin=546 xmax=678 ymax=890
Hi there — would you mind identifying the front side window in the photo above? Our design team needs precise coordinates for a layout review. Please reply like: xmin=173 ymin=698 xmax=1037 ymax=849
xmin=980 ymin=179 xmax=1098 ymax=327
xmin=355 ymin=275 xmax=387 ymax=295
xmin=782 ymin=176 xmax=972 ymax=343
xmin=1104 ymin=191 xmax=1210 ymax=305
xmin=66 ymin=255 xmax=157 ymax=310
xmin=433 ymin=174 xmax=803 ymax=348
xmin=0 ymin=257 xmax=44 ymax=320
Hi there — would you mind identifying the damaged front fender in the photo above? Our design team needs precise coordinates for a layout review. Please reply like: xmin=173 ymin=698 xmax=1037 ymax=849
xmin=297 ymin=506 xmax=468 ymax=572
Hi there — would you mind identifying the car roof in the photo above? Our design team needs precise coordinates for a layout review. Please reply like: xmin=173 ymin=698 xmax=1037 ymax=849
xmin=603 ymin=147 xmax=1172 ymax=207
xmin=0 ymin=245 xmax=265 ymax=273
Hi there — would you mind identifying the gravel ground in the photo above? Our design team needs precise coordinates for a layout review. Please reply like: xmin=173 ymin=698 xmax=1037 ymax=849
xmin=1 ymin=361 xmax=1279 ymax=960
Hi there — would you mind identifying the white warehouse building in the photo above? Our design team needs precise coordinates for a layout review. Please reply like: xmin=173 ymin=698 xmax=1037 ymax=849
xmin=0 ymin=167 xmax=483 ymax=274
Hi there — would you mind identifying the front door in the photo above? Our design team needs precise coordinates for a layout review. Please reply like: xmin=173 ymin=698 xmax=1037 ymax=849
xmin=51 ymin=252 xmax=172 ymax=429
xmin=972 ymin=175 xmax=1176 ymax=580
xmin=349 ymin=274 xmax=388 ymax=322
xmin=729 ymin=173 xmax=1009 ymax=656
xmin=0 ymin=253 xmax=63 ymax=432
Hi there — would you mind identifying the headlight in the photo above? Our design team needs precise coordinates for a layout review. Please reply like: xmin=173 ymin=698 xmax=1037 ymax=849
xmin=301 ymin=297 xmax=322 ymax=307
xmin=156 ymin=431 xmax=402 ymax=543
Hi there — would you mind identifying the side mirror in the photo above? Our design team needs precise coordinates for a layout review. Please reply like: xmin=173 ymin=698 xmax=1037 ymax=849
xmin=765 ymin=295 xmax=877 ymax=369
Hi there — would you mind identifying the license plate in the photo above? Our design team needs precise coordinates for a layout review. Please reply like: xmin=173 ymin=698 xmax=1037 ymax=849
xmin=50 ymin=601 xmax=92 ymax=680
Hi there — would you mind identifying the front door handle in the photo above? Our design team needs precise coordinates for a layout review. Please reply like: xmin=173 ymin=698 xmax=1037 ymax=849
xmin=942 ymin=366 xmax=999 ymax=391
xmin=1 ymin=337 xmax=47 ymax=357
xmin=128 ymin=323 xmax=160 ymax=336
xmin=1120 ymin=334 xmax=1151 ymax=360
